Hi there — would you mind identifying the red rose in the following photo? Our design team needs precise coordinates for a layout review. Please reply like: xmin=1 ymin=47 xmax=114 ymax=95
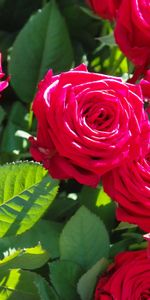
xmin=95 ymin=249 xmax=150 ymax=299
xmin=87 ymin=0 xmax=121 ymax=20
xmin=115 ymin=0 xmax=150 ymax=67
xmin=29 ymin=64 xmax=149 ymax=187
xmin=0 ymin=53 xmax=9 ymax=93
xmin=102 ymin=151 xmax=150 ymax=232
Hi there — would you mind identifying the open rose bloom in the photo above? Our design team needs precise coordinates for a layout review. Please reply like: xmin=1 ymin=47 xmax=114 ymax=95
xmin=95 ymin=249 xmax=150 ymax=299
xmin=102 ymin=72 xmax=150 ymax=232
xmin=102 ymin=152 xmax=150 ymax=232
xmin=29 ymin=64 xmax=150 ymax=187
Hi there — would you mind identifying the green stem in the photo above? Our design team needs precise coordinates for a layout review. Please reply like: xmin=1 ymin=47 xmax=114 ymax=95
xmin=28 ymin=103 xmax=33 ymax=130
xmin=108 ymin=47 xmax=117 ymax=72
xmin=109 ymin=52 xmax=125 ymax=75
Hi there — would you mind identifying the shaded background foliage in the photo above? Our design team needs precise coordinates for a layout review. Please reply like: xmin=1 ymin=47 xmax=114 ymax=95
xmin=0 ymin=1 xmax=142 ymax=299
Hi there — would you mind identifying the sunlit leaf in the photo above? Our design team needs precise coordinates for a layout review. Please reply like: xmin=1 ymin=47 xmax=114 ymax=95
xmin=0 ymin=162 xmax=59 ymax=237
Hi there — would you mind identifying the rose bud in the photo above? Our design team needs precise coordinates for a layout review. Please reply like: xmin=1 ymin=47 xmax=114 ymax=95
xmin=115 ymin=0 xmax=150 ymax=67
xmin=0 ymin=53 xmax=9 ymax=95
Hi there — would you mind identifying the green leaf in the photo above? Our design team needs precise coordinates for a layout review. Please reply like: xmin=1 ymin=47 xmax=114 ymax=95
xmin=49 ymin=260 xmax=83 ymax=300
xmin=0 ymin=106 xmax=6 ymax=125
xmin=129 ymin=241 xmax=147 ymax=251
xmin=1 ymin=102 xmax=28 ymax=154
xmin=8 ymin=101 xmax=28 ymax=127
xmin=98 ymin=32 xmax=116 ymax=48
xmin=79 ymin=186 xmax=116 ymax=232
xmin=34 ymin=274 xmax=59 ymax=300
xmin=77 ymin=258 xmax=108 ymax=300
xmin=113 ymin=222 xmax=137 ymax=232
xmin=0 ymin=220 xmax=63 ymax=259
xmin=96 ymin=187 xmax=111 ymax=206
xmin=0 ymin=161 xmax=59 ymax=237
xmin=60 ymin=206 xmax=109 ymax=270
xmin=110 ymin=239 xmax=134 ymax=258
xmin=9 ymin=0 xmax=74 ymax=102
xmin=1 ymin=121 xmax=24 ymax=154
xmin=0 ymin=244 xmax=50 ymax=270
xmin=95 ymin=32 xmax=117 ymax=53
xmin=47 ymin=192 xmax=78 ymax=221
xmin=0 ymin=268 xmax=57 ymax=299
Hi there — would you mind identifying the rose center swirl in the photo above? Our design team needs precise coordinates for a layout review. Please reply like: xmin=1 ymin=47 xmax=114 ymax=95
xmin=82 ymin=103 xmax=115 ymax=132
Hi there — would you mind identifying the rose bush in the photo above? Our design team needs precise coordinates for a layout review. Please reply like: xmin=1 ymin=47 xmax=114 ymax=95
xmin=2 ymin=1 xmax=150 ymax=299
xmin=95 ymin=249 xmax=150 ymax=299
xmin=102 ymin=151 xmax=150 ymax=232
xmin=115 ymin=0 xmax=150 ymax=67
xmin=87 ymin=0 xmax=121 ymax=20
xmin=29 ymin=64 xmax=149 ymax=187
